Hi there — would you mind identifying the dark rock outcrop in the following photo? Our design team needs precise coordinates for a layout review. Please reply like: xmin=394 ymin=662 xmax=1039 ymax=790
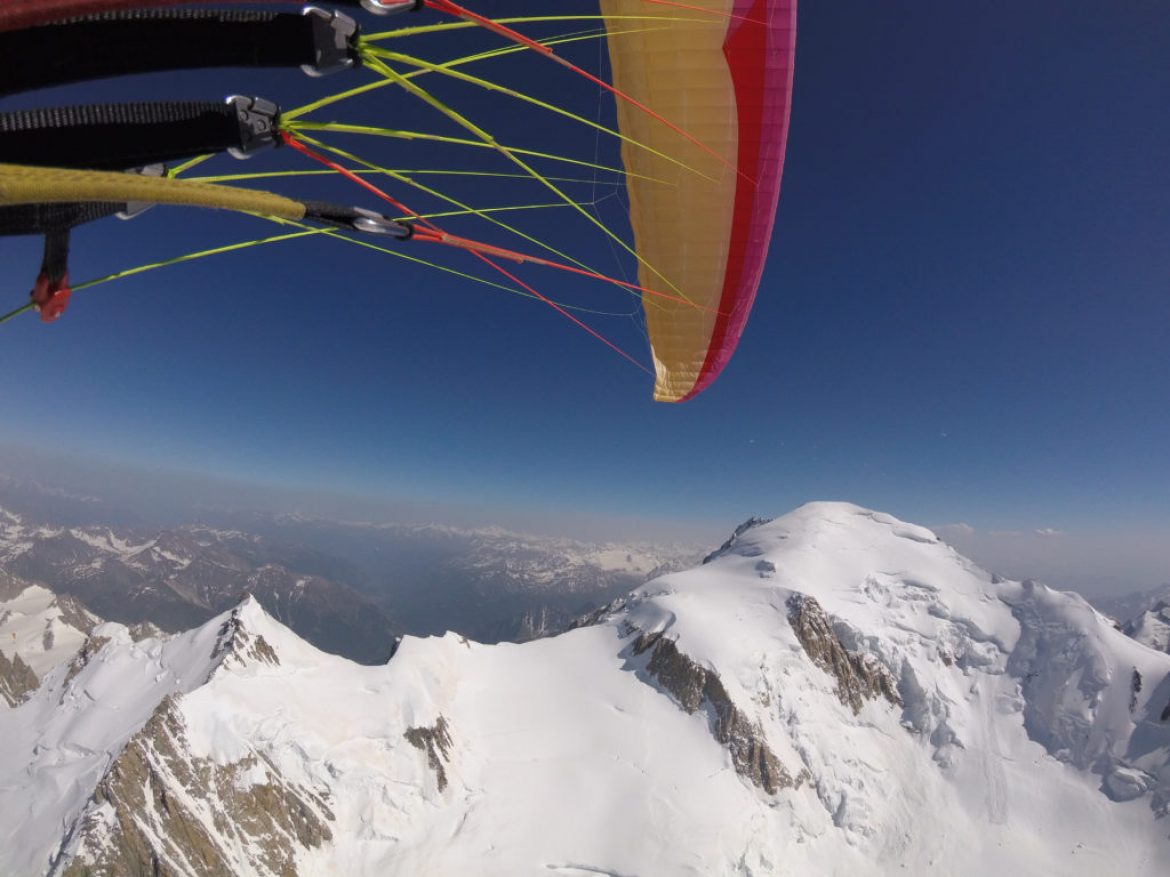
xmin=0 ymin=649 xmax=38 ymax=706
xmin=404 ymin=716 xmax=454 ymax=792
xmin=210 ymin=606 xmax=280 ymax=677
xmin=54 ymin=593 xmax=98 ymax=638
xmin=62 ymin=697 xmax=334 ymax=877
xmin=703 ymin=517 xmax=774 ymax=564
xmin=787 ymin=594 xmax=901 ymax=713
xmin=636 ymin=634 xmax=796 ymax=795
xmin=64 ymin=634 xmax=111 ymax=685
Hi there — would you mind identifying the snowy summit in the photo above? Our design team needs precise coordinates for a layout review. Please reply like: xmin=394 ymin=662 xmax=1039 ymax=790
xmin=2 ymin=502 xmax=1169 ymax=876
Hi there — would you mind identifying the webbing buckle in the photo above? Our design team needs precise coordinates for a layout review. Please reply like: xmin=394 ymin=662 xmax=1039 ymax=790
xmin=303 ymin=8 xmax=360 ymax=77
xmin=350 ymin=208 xmax=414 ymax=238
xmin=226 ymin=96 xmax=280 ymax=159
xmin=360 ymin=0 xmax=424 ymax=15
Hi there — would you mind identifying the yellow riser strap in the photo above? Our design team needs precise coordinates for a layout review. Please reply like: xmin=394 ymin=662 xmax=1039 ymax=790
xmin=0 ymin=163 xmax=307 ymax=220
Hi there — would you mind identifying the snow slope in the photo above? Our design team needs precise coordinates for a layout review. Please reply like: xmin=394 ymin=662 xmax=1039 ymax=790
xmin=0 ymin=579 xmax=97 ymax=679
xmin=2 ymin=502 xmax=1168 ymax=876
xmin=1128 ymin=605 xmax=1170 ymax=653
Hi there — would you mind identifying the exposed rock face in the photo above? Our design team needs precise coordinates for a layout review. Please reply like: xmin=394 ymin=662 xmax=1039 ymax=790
xmin=513 ymin=606 xmax=563 ymax=642
xmin=64 ymin=634 xmax=111 ymax=685
xmin=127 ymin=620 xmax=164 ymax=642
xmin=54 ymin=593 xmax=99 ymax=639
xmin=703 ymin=517 xmax=774 ymax=564
xmin=787 ymin=594 xmax=902 ymax=713
xmin=569 ymin=596 xmax=629 ymax=632
xmin=210 ymin=605 xmax=280 ymax=676
xmin=404 ymin=716 xmax=454 ymax=792
xmin=637 ymin=633 xmax=796 ymax=795
xmin=0 ymin=649 xmax=37 ymax=706
xmin=62 ymin=697 xmax=334 ymax=877
xmin=0 ymin=569 xmax=28 ymax=600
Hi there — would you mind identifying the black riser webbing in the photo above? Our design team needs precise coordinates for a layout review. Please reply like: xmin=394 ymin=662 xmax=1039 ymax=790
xmin=0 ymin=10 xmax=337 ymax=97
xmin=0 ymin=102 xmax=250 ymax=170
xmin=0 ymin=202 xmax=122 ymax=236
xmin=40 ymin=227 xmax=71 ymax=284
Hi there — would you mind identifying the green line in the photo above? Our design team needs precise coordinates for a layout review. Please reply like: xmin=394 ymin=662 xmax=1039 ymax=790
xmin=188 ymin=168 xmax=626 ymax=187
xmin=359 ymin=53 xmax=687 ymax=302
xmin=287 ymin=121 xmax=664 ymax=184
xmin=286 ymin=24 xmax=633 ymax=123
xmin=286 ymin=130 xmax=629 ymax=290
xmin=72 ymin=230 xmax=325 ymax=292
xmin=2 ymin=230 xmax=323 ymax=325
xmin=0 ymin=302 xmax=33 ymax=325
xmin=4 ymin=221 xmax=633 ymax=322
xmin=418 ymin=201 xmax=591 ymax=221
xmin=363 ymin=45 xmax=705 ymax=182
xmin=258 ymin=216 xmax=636 ymax=317
xmin=1 ymin=15 xmax=675 ymax=325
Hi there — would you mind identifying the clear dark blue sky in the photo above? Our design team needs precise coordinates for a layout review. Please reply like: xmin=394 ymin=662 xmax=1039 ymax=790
xmin=0 ymin=0 xmax=1167 ymax=544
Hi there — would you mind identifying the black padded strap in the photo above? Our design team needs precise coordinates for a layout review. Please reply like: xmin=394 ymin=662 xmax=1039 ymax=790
xmin=0 ymin=9 xmax=358 ymax=97
xmin=0 ymin=202 xmax=122 ymax=237
xmin=0 ymin=102 xmax=253 ymax=170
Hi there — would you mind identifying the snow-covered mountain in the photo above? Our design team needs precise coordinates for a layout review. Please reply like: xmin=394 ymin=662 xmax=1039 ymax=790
xmin=3 ymin=502 xmax=1169 ymax=876
xmin=1126 ymin=605 xmax=1170 ymax=654
xmin=1094 ymin=585 xmax=1170 ymax=654
xmin=1 ymin=571 xmax=100 ymax=674
xmin=1094 ymin=583 xmax=1170 ymax=625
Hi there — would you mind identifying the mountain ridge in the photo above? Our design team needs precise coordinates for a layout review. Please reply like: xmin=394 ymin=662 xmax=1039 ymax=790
xmin=2 ymin=502 xmax=1168 ymax=876
xmin=0 ymin=490 xmax=701 ymax=654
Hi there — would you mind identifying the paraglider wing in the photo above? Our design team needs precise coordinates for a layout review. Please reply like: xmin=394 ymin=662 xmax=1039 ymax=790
xmin=601 ymin=0 xmax=797 ymax=401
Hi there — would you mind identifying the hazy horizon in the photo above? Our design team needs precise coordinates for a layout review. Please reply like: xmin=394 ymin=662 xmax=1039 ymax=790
xmin=1 ymin=442 xmax=1165 ymax=601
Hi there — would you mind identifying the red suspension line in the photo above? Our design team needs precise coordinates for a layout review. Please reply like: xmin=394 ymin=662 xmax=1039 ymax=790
xmin=280 ymin=132 xmax=653 ymax=373
xmin=422 ymin=0 xmax=750 ymax=184
xmin=279 ymin=133 xmax=708 ymax=312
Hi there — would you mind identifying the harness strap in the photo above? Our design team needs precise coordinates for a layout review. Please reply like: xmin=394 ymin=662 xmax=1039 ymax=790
xmin=0 ymin=8 xmax=360 ymax=98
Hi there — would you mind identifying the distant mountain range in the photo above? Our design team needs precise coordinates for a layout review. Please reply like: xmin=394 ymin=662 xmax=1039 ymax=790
xmin=2 ymin=503 xmax=1168 ymax=875
xmin=0 ymin=505 xmax=401 ymax=664
xmin=233 ymin=513 xmax=700 ymax=641
xmin=0 ymin=476 xmax=701 ymax=660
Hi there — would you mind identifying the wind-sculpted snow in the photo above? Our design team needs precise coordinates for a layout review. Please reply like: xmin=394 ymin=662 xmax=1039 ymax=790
xmin=2 ymin=502 xmax=1170 ymax=876
xmin=1002 ymin=579 xmax=1170 ymax=810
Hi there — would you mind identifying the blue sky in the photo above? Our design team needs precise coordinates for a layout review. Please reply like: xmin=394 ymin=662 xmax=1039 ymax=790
xmin=1 ymin=1 xmax=1167 ymax=577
